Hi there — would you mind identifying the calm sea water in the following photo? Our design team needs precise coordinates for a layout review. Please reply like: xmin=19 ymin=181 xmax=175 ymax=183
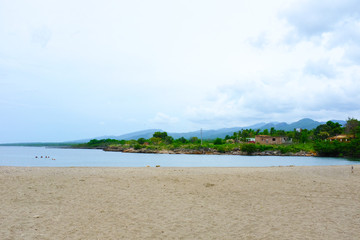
xmin=0 ymin=147 xmax=360 ymax=167
xmin=1 ymin=146 xmax=360 ymax=167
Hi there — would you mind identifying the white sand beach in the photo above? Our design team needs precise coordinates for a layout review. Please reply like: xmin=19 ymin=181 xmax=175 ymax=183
xmin=1 ymin=165 xmax=359 ymax=239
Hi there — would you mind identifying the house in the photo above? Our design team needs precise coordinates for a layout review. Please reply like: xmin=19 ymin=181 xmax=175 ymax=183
xmin=255 ymin=135 xmax=292 ymax=145
xmin=327 ymin=135 xmax=354 ymax=142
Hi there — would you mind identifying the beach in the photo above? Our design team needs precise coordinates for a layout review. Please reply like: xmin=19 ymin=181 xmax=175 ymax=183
xmin=1 ymin=165 xmax=359 ymax=239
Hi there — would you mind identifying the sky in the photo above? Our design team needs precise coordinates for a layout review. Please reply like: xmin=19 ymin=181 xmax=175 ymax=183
xmin=1 ymin=0 xmax=360 ymax=143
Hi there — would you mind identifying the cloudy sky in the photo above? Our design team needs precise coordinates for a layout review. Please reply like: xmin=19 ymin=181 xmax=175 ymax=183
xmin=1 ymin=0 xmax=360 ymax=143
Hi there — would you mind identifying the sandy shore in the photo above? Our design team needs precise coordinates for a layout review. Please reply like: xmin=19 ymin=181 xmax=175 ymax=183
xmin=1 ymin=166 xmax=359 ymax=240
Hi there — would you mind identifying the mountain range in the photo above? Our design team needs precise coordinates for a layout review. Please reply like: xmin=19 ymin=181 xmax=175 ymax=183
xmin=73 ymin=118 xmax=346 ymax=143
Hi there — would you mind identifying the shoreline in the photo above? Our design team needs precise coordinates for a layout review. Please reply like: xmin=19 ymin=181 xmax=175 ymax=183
xmin=1 ymin=165 xmax=359 ymax=239
xmin=103 ymin=146 xmax=317 ymax=156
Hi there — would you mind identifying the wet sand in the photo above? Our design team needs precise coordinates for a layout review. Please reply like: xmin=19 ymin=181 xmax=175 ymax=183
xmin=1 ymin=165 xmax=359 ymax=239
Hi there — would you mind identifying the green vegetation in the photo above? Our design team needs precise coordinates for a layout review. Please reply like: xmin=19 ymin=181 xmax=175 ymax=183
xmin=75 ymin=139 xmax=125 ymax=148
xmin=74 ymin=118 xmax=360 ymax=158
xmin=313 ymin=118 xmax=360 ymax=157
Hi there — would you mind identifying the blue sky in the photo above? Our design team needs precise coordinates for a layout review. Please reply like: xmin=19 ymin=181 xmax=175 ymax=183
xmin=1 ymin=0 xmax=360 ymax=143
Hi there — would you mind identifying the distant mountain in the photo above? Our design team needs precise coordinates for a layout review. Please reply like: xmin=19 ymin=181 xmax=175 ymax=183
xmin=170 ymin=118 xmax=346 ymax=139
xmin=259 ymin=118 xmax=320 ymax=131
xmin=169 ymin=127 xmax=245 ymax=140
xmin=257 ymin=118 xmax=346 ymax=132
xmin=62 ymin=129 xmax=163 ymax=144
xmin=95 ymin=129 xmax=163 ymax=141
xmin=285 ymin=118 xmax=322 ymax=131
xmin=329 ymin=119 xmax=346 ymax=126
xmin=68 ymin=118 xmax=346 ymax=143
xmin=1 ymin=119 xmax=347 ymax=146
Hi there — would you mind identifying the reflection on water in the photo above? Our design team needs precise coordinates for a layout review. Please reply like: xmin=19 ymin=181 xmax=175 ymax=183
xmin=0 ymin=146 xmax=359 ymax=167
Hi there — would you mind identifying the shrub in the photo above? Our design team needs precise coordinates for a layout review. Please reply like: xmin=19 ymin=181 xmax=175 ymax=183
xmin=314 ymin=141 xmax=343 ymax=157
xmin=137 ymin=138 xmax=146 ymax=144
xmin=278 ymin=145 xmax=291 ymax=154
xmin=256 ymin=144 xmax=274 ymax=152
xmin=214 ymin=138 xmax=223 ymax=145
xmin=215 ymin=145 xmax=226 ymax=153
xmin=176 ymin=137 xmax=188 ymax=143
xmin=134 ymin=144 xmax=142 ymax=150
xmin=241 ymin=143 xmax=257 ymax=155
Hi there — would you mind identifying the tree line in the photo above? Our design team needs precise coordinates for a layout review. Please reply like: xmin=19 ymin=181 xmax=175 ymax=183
xmin=76 ymin=118 xmax=360 ymax=157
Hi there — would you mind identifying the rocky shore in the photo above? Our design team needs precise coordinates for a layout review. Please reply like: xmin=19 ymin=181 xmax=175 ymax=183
xmin=104 ymin=146 xmax=316 ymax=156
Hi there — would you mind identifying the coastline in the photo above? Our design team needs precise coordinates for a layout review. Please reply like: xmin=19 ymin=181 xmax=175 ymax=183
xmin=103 ymin=146 xmax=317 ymax=156
xmin=1 ymin=165 xmax=359 ymax=239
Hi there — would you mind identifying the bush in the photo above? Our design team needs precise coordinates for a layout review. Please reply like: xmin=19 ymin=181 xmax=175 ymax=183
xmin=278 ymin=145 xmax=291 ymax=154
xmin=86 ymin=139 xmax=123 ymax=148
xmin=214 ymin=138 xmax=223 ymax=145
xmin=164 ymin=136 xmax=174 ymax=144
xmin=150 ymin=137 xmax=162 ymax=144
xmin=241 ymin=143 xmax=257 ymax=155
xmin=176 ymin=137 xmax=188 ymax=143
xmin=314 ymin=139 xmax=360 ymax=158
xmin=314 ymin=141 xmax=343 ymax=157
xmin=215 ymin=145 xmax=226 ymax=153
xmin=137 ymin=138 xmax=146 ymax=144
xmin=348 ymin=139 xmax=360 ymax=157
xmin=134 ymin=144 xmax=142 ymax=150
xmin=256 ymin=144 xmax=274 ymax=152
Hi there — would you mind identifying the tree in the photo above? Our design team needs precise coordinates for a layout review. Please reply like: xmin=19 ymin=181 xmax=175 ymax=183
xmin=326 ymin=121 xmax=343 ymax=136
xmin=137 ymin=138 xmax=146 ymax=144
xmin=150 ymin=137 xmax=162 ymax=144
xmin=318 ymin=131 xmax=330 ymax=140
xmin=275 ymin=130 xmax=286 ymax=136
xmin=300 ymin=129 xmax=310 ymax=143
xmin=345 ymin=118 xmax=359 ymax=137
xmin=88 ymin=139 xmax=100 ymax=145
xmin=164 ymin=136 xmax=174 ymax=144
xmin=293 ymin=129 xmax=301 ymax=142
xmin=262 ymin=129 xmax=269 ymax=135
xmin=314 ymin=121 xmax=343 ymax=140
xmin=176 ymin=137 xmax=188 ymax=143
xmin=240 ymin=129 xmax=251 ymax=141
xmin=270 ymin=127 xmax=276 ymax=136
xmin=214 ymin=138 xmax=223 ymax=145
xmin=153 ymin=131 xmax=168 ymax=139
xmin=152 ymin=131 xmax=173 ymax=144
xmin=232 ymin=132 xmax=239 ymax=142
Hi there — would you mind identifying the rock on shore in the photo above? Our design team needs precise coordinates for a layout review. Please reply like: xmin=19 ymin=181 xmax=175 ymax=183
xmin=104 ymin=146 xmax=316 ymax=156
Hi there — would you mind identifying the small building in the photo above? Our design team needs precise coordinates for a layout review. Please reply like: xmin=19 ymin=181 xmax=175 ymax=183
xmin=246 ymin=138 xmax=256 ymax=143
xmin=255 ymin=135 xmax=292 ymax=145
xmin=327 ymin=135 xmax=354 ymax=142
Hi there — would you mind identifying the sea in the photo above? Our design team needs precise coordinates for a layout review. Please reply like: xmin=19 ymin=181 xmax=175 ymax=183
xmin=0 ymin=146 xmax=359 ymax=167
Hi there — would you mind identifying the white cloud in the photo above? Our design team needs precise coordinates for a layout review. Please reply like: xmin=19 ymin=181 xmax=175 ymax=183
xmin=281 ymin=0 xmax=360 ymax=38
xmin=248 ymin=32 xmax=269 ymax=49
xmin=185 ymin=68 xmax=360 ymax=127
xmin=280 ymin=0 xmax=360 ymax=66
xmin=149 ymin=113 xmax=179 ymax=125
xmin=1 ymin=0 xmax=360 ymax=142
xmin=303 ymin=59 xmax=337 ymax=78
